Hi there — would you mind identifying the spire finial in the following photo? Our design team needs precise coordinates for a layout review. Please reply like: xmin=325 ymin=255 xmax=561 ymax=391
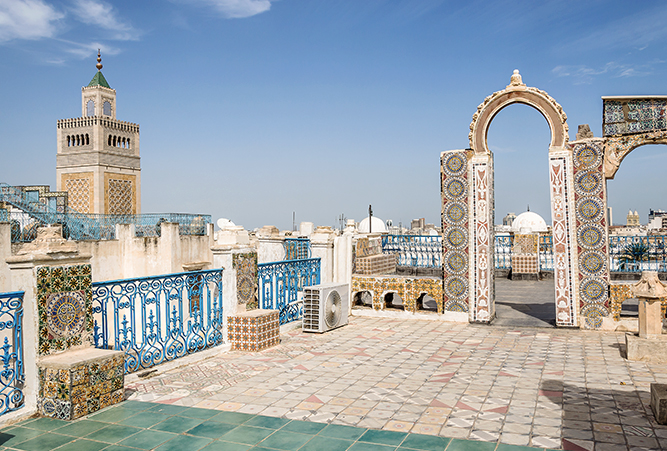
xmin=96 ymin=49 xmax=103 ymax=71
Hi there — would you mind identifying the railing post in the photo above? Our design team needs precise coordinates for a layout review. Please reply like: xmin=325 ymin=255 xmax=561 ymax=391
xmin=311 ymin=227 xmax=335 ymax=284
xmin=211 ymin=244 xmax=257 ymax=343
xmin=0 ymin=222 xmax=11 ymax=293
xmin=5 ymin=226 xmax=92 ymax=424
xmin=256 ymin=226 xmax=284 ymax=263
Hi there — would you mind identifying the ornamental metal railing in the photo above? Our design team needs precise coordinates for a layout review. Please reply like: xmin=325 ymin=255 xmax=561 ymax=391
xmin=1 ymin=183 xmax=211 ymax=243
xmin=381 ymin=235 xmax=442 ymax=268
xmin=258 ymin=258 xmax=320 ymax=325
xmin=539 ymin=235 xmax=554 ymax=271
xmin=284 ymin=238 xmax=311 ymax=260
xmin=0 ymin=291 xmax=24 ymax=417
xmin=609 ymin=235 xmax=667 ymax=272
xmin=92 ymin=269 xmax=224 ymax=374
xmin=495 ymin=235 xmax=512 ymax=270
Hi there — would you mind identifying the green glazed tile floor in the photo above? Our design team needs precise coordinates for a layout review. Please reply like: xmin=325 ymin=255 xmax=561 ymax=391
xmin=0 ymin=401 xmax=558 ymax=451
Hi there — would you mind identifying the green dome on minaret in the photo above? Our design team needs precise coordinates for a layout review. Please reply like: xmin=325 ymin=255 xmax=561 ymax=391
xmin=87 ymin=50 xmax=111 ymax=88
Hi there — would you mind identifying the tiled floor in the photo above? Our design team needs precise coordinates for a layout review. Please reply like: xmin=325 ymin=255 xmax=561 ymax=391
xmin=124 ymin=316 xmax=667 ymax=450
xmin=0 ymin=400 xmax=558 ymax=450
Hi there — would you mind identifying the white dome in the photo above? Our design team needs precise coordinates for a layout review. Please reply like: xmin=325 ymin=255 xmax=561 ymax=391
xmin=216 ymin=218 xmax=236 ymax=229
xmin=510 ymin=211 xmax=548 ymax=233
xmin=358 ymin=217 xmax=387 ymax=233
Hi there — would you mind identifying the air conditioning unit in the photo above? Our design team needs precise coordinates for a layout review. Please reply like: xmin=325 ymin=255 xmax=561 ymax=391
xmin=303 ymin=283 xmax=349 ymax=333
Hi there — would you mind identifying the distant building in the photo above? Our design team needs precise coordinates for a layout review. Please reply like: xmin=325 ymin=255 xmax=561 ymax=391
xmin=503 ymin=212 xmax=516 ymax=227
xmin=649 ymin=209 xmax=667 ymax=222
xmin=626 ymin=210 xmax=640 ymax=227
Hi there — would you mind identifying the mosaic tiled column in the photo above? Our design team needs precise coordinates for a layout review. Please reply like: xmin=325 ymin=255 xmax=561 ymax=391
xmin=440 ymin=150 xmax=472 ymax=316
xmin=572 ymin=140 xmax=610 ymax=329
xmin=549 ymin=150 xmax=577 ymax=326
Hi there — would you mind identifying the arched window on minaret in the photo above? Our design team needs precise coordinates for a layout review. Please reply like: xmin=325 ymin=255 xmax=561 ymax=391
xmin=85 ymin=134 xmax=90 ymax=145
xmin=108 ymin=135 xmax=111 ymax=146
xmin=103 ymin=101 xmax=111 ymax=116
xmin=113 ymin=136 xmax=116 ymax=147
xmin=67 ymin=136 xmax=71 ymax=147
xmin=76 ymin=135 xmax=80 ymax=146
xmin=87 ymin=100 xmax=95 ymax=117
xmin=127 ymin=138 xmax=130 ymax=149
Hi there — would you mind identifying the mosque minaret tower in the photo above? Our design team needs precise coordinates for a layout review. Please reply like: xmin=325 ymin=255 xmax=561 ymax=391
xmin=56 ymin=51 xmax=141 ymax=214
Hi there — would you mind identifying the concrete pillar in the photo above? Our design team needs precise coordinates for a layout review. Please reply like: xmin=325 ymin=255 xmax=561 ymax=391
xmin=311 ymin=227 xmax=335 ymax=284
xmin=632 ymin=271 xmax=667 ymax=339
xmin=0 ymin=222 xmax=11 ymax=293
xmin=256 ymin=226 xmax=283 ymax=263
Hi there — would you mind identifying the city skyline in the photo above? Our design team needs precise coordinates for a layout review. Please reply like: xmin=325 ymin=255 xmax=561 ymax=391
xmin=1 ymin=0 xmax=667 ymax=230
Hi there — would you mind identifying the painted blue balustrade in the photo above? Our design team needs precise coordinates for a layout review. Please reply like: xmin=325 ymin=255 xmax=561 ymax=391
xmin=381 ymin=235 xmax=442 ymax=268
xmin=283 ymin=238 xmax=311 ymax=260
xmin=494 ymin=235 xmax=513 ymax=270
xmin=92 ymin=269 xmax=223 ymax=374
xmin=0 ymin=291 xmax=24 ymax=417
xmin=258 ymin=258 xmax=320 ymax=325
xmin=609 ymin=235 xmax=667 ymax=272
xmin=0 ymin=183 xmax=211 ymax=243
xmin=539 ymin=235 xmax=554 ymax=271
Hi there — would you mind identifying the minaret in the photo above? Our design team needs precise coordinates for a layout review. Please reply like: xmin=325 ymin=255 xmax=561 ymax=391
xmin=56 ymin=50 xmax=141 ymax=214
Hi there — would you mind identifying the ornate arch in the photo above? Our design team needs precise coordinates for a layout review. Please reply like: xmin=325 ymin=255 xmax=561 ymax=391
xmin=441 ymin=70 xmax=578 ymax=326
xmin=468 ymin=70 xmax=569 ymax=154
xmin=604 ymin=130 xmax=667 ymax=179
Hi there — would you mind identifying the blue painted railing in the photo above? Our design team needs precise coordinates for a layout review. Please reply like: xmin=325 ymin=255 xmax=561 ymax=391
xmin=258 ymin=258 xmax=320 ymax=325
xmin=0 ymin=291 xmax=24 ymax=417
xmin=609 ymin=235 xmax=667 ymax=272
xmin=284 ymin=238 xmax=311 ymax=260
xmin=0 ymin=183 xmax=211 ymax=243
xmin=495 ymin=235 xmax=512 ymax=270
xmin=381 ymin=235 xmax=442 ymax=268
xmin=539 ymin=235 xmax=554 ymax=271
xmin=92 ymin=269 xmax=224 ymax=374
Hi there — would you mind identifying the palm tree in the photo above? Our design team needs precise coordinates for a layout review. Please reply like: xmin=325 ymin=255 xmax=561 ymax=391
xmin=620 ymin=241 xmax=650 ymax=271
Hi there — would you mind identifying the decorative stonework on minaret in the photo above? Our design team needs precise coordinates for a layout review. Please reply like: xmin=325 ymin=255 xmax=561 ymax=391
xmin=56 ymin=51 xmax=141 ymax=214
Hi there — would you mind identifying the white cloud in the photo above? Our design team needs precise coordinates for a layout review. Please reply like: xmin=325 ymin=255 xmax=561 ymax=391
xmin=552 ymin=61 xmax=661 ymax=85
xmin=0 ymin=0 xmax=63 ymax=42
xmin=70 ymin=0 xmax=137 ymax=40
xmin=184 ymin=0 xmax=274 ymax=19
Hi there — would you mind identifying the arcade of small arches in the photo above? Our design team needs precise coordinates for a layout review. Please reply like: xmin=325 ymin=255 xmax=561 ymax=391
xmin=108 ymin=135 xmax=131 ymax=149
xmin=86 ymin=99 xmax=112 ymax=118
xmin=66 ymin=134 xmax=89 ymax=147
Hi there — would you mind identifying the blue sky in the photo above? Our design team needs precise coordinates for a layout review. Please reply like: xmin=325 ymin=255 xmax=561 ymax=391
xmin=1 ymin=0 xmax=667 ymax=230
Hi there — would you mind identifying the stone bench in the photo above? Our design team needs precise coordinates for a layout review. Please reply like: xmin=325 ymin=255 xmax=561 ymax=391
xmin=228 ymin=309 xmax=279 ymax=352
xmin=651 ymin=383 xmax=667 ymax=425
xmin=38 ymin=348 xmax=124 ymax=420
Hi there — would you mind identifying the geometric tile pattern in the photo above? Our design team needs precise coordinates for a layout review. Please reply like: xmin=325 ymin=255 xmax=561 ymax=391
xmin=233 ymin=252 xmax=258 ymax=310
xmin=38 ymin=352 xmax=124 ymax=420
xmin=123 ymin=316 xmax=667 ymax=450
xmin=603 ymin=98 xmax=667 ymax=137
xmin=228 ymin=310 xmax=279 ymax=352
xmin=440 ymin=150 xmax=471 ymax=314
xmin=572 ymin=141 xmax=610 ymax=329
xmin=356 ymin=238 xmax=382 ymax=258
xmin=36 ymin=264 xmax=93 ymax=355
xmin=107 ymin=178 xmax=133 ymax=215
xmin=354 ymin=254 xmax=397 ymax=275
xmin=512 ymin=234 xmax=539 ymax=274
xmin=549 ymin=152 xmax=576 ymax=326
xmin=62 ymin=172 xmax=93 ymax=213
xmin=352 ymin=275 xmax=443 ymax=313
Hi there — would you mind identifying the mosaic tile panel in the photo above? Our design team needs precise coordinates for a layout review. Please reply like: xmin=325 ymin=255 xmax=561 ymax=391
xmin=356 ymin=238 xmax=382 ymax=258
xmin=38 ymin=352 xmax=124 ymax=420
xmin=550 ymin=153 xmax=576 ymax=326
xmin=351 ymin=275 xmax=443 ymax=314
xmin=609 ymin=283 xmax=667 ymax=321
xmin=440 ymin=151 xmax=471 ymax=314
xmin=572 ymin=142 xmax=610 ymax=329
xmin=603 ymin=98 xmax=667 ymax=137
xmin=512 ymin=255 xmax=538 ymax=274
xmin=228 ymin=310 xmax=279 ymax=351
xmin=37 ymin=264 xmax=93 ymax=355
xmin=354 ymin=254 xmax=396 ymax=275
xmin=233 ymin=252 xmax=258 ymax=310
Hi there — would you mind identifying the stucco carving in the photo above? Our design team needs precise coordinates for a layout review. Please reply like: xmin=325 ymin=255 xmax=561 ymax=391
xmin=604 ymin=130 xmax=667 ymax=179
xmin=468 ymin=70 xmax=569 ymax=153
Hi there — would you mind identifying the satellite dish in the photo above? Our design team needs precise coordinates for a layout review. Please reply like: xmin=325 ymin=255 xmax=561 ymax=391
xmin=217 ymin=218 xmax=236 ymax=229
xmin=386 ymin=220 xmax=393 ymax=227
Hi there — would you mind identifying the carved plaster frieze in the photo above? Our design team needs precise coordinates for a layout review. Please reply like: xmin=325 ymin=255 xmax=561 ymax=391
xmin=604 ymin=130 xmax=667 ymax=179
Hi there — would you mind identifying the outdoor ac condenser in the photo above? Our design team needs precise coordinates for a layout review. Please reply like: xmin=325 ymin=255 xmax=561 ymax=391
xmin=302 ymin=283 xmax=349 ymax=333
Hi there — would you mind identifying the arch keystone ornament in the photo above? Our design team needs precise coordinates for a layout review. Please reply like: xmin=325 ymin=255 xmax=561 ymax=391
xmin=442 ymin=70 xmax=579 ymax=326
